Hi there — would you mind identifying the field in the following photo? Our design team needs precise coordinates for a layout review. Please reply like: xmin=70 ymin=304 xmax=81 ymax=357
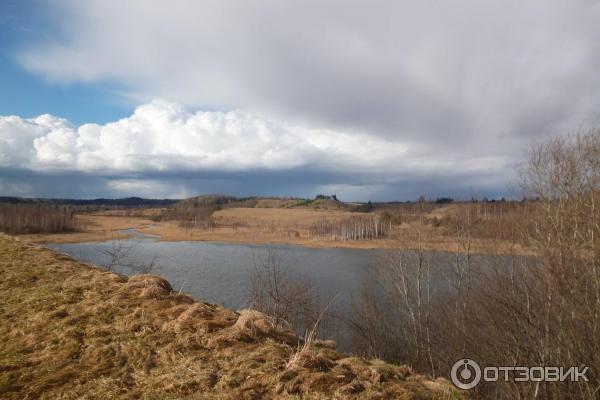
xmin=18 ymin=204 xmax=533 ymax=255
xmin=0 ymin=234 xmax=456 ymax=399
xmin=19 ymin=214 xmax=155 ymax=244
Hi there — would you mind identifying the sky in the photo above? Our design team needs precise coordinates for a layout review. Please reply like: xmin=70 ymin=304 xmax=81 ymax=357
xmin=1 ymin=0 xmax=600 ymax=201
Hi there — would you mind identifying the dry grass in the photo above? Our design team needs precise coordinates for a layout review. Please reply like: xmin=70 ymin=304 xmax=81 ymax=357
xmin=93 ymin=208 xmax=166 ymax=218
xmin=15 ymin=206 xmax=533 ymax=255
xmin=0 ymin=234 xmax=459 ymax=399
xmin=16 ymin=205 xmax=535 ymax=255
xmin=20 ymin=214 xmax=155 ymax=244
xmin=253 ymin=198 xmax=307 ymax=208
xmin=143 ymin=207 xmax=531 ymax=254
xmin=214 ymin=207 xmax=356 ymax=226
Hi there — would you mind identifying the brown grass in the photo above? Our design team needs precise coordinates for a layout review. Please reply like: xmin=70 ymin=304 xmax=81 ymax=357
xmin=0 ymin=234 xmax=458 ymax=399
xmin=215 ymin=207 xmax=356 ymax=225
xmin=20 ymin=214 xmax=155 ymax=244
xmin=145 ymin=207 xmax=533 ymax=254
xmin=19 ymin=206 xmax=535 ymax=255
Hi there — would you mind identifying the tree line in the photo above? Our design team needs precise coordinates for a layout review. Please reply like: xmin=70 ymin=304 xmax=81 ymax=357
xmin=0 ymin=203 xmax=77 ymax=234
xmin=308 ymin=214 xmax=391 ymax=241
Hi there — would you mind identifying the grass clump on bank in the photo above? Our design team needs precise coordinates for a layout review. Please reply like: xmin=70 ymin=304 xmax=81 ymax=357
xmin=0 ymin=234 xmax=458 ymax=399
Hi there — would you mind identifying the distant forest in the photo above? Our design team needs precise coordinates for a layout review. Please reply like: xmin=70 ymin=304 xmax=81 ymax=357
xmin=0 ymin=196 xmax=179 ymax=208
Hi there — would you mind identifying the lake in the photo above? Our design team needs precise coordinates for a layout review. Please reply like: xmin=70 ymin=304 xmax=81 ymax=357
xmin=45 ymin=231 xmax=522 ymax=350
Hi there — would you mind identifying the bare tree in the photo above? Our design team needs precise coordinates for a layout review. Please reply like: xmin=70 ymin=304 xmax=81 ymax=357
xmin=0 ymin=203 xmax=77 ymax=234
xmin=347 ymin=129 xmax=600 ymax=399
xmin=309 ymin=215 xmax=390 ymax=241
xmin=248 ymin=247 xmax=333 ymax=337
xmin=99 ymin=235 xmax=163 ymax=277
xmin=99 ymin=235 xmax=134 ymax=271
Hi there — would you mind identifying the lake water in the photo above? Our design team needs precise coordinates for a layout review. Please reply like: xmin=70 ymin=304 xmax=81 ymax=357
xmin=45 ymin=231 xmax=522 ymax=350
xmin=46 ymin=231 xmax=378 ymax=311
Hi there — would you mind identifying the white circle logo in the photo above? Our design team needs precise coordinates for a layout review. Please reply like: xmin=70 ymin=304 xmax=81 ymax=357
xmin=451 ymin=359 xmax=482 ymax=389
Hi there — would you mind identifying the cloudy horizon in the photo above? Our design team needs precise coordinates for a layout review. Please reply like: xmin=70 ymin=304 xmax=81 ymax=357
xmin=2 ymin=0 xmax=600 ymax=200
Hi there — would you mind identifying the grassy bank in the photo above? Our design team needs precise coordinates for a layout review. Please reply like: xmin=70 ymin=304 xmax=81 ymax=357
xmin=0 ymin=234 xmax=457 ymax=399
xmin=23 ymin=209 xmax=533 ymax=256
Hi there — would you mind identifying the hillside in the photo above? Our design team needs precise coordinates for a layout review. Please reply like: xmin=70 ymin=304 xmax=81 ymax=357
xmin=0 ymin=235 xmax=458 ymax=399
xmin=166 ymin=194 xmax=351 ymax=213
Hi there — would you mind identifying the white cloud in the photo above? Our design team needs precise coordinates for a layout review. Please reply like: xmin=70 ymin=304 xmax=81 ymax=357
xmin=0 ymin=100 xmax=419 ymax=174
xmin=17 ymin=0 xmax=600 ymax=150
xmin=106 ymin=179 xmax=192 ymax=198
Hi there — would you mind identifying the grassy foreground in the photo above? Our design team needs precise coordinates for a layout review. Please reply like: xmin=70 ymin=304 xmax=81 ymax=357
xmin=0 ymin=235 xmax=458 ymax=399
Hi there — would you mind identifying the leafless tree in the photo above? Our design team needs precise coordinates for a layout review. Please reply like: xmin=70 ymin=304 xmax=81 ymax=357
xmin=348 ymin=129 xmax=600 ymax=399
xmin=247 ymin=247 xmax=336 ymax=337
xmin=0 ymin=203 xmax=76 ymax=234
xmin=99 ymin=236 xmax=134 ymax=271
xmin=309 ymin=214 xmax=390 ymax=241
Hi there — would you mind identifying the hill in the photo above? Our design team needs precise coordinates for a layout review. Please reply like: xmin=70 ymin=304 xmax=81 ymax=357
xmin=168 ymin=194 xmax=352 ymax=212
xmin=0 ymin=235 xmax=457 ymax=399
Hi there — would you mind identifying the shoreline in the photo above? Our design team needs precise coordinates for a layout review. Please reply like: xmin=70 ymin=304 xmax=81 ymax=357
xmin=22 ymin=214 xmax=534 ymax=256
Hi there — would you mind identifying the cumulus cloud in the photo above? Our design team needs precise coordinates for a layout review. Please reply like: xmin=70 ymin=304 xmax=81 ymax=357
xmin=0 ymin=99 xmax=414 ymax=173
xmin=0 ymin=99 xmax=517 ymax=199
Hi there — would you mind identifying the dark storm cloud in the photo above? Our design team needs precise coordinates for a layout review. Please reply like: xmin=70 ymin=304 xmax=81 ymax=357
xmin=0 ymin=164 xmax=513 ymax=202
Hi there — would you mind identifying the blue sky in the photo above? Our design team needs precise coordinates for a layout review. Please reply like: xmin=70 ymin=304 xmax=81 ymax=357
xmin=1 ymin=1 xmax=599 ymax=200
xmin=0 ymin=1 xmax=130 ymax=124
